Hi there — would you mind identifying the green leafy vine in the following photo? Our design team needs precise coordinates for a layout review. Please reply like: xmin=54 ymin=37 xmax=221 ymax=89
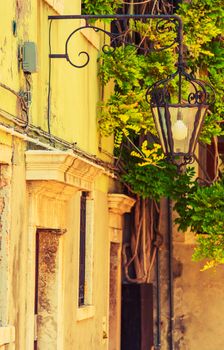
xmin=84 ymin=0 xmax=224 ymax=268
xmin=82 ymin=0 xmax=122 ymax=15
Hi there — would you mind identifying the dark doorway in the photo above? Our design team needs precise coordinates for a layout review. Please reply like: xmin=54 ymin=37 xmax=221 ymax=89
xmin=121 ymin=283 xmax=154 ymax=350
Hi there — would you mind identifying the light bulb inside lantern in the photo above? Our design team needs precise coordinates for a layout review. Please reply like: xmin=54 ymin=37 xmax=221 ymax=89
xmin=172 ymin=120 xmax=188 ymax=140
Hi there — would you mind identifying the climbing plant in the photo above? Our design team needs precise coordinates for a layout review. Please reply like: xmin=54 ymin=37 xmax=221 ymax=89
xmin=82 ymin=0 xmax=122 ymax=15
xmin=174 ymin=178 xmax=224 ymax=269
xmin=177 ymin=0 xmax=224 ymax=144
xmin=84 ymin=0 xmax=224 ymax=270
xmin=98 ymin=45 xmax=177 ymax=146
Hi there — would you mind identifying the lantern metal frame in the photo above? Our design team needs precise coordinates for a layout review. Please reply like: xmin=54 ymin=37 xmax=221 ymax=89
xmin=48 ymin=14 xmax=215 ymax=164
xmin=146 ymin=44 xmax=215 ymax=164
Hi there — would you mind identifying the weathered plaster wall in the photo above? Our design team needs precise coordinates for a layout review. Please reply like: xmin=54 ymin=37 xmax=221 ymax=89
xmin=0 ymin=0 xmax=112 ymax=158
xmin=0 ymin=163 xmax=12 ymax=327
xmin=109 ymin=243 xmax=121 ymax=350
xmin=173 ymin=243 xmax=224 ymax=350
xmin=154 ymin=199 xmax=224 ymax=350
xmin=0 ymin=1 xmax=116 ymax=349
xmin=35 ymin=0 xmax=104 ymax=154
xmin=0 ymin=137 xmax=27 ymax=350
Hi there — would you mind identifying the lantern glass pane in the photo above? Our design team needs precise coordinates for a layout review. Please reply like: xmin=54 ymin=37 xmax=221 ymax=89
xmin=169 ymin=106 xmax=207 ymax=155
xmin=189 ymin=106 xmax=208 ymax=153
xmin=152 ymin=105 xmax=207 ymax=156
xmin=152 ymin=107 xmax=169 ymax=153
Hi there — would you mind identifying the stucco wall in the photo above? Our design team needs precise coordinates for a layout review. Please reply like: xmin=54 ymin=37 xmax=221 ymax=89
xmin=154 ymin=199 xmax=224 ymax=350
xmin=0 ymin=0 xmax=116 ymax=349
xmin=0 ymin=0 xmax=112 ymax=158
xmin=0 ymin=143 xmax=113 ymax=349
xmin=173 ymin=243 xmax=224 ymax=350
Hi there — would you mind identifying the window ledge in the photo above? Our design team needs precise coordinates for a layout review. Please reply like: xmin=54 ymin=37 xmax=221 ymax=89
xmin=77 ymin=305 xmax=95 ymax=321
xmin=0 ymin=326 xmax=15 ymax=346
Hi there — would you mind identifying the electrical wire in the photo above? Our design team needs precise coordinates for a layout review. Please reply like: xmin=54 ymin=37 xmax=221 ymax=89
xmin=0 ymin=81 xmax=28 ymax=118
xmin=0 ymin=107 xmax=27 ymax=127
xmin=24 ymin=73 xmax=31 ymax=126
xmin=0 ymin=82 xmax=22 ymax=100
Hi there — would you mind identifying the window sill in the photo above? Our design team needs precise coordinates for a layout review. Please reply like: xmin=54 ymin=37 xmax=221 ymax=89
xmin=77 ymin=305 xmax=95 ymax=321
xmin=0 ymin=326 xmax=15 ymax=346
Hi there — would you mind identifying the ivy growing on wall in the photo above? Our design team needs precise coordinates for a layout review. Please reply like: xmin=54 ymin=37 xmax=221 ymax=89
xmin=83 ymin=0 xmax=224 ymax=269
xmin=174 ymin=178 xmax=224 ymax=270
xmin=177 ymin=0 xmax=224 ymax=143
xmin=174 ymin=0 xmax=224 ymax=268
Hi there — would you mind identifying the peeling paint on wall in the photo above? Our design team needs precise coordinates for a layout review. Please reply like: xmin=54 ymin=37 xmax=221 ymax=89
xmin=36 ymin=230 xmax=60 ymax=349
xmin=0 ymin=164 xmax=12 ymax=327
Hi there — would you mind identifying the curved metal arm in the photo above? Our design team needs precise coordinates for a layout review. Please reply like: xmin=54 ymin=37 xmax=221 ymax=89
xmin=48 ymin=14 xmax=183 ymax=69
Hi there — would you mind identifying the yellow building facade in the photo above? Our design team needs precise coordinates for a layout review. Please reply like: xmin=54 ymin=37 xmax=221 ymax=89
xmin=0 ymin=1 xmax=135 ymax=349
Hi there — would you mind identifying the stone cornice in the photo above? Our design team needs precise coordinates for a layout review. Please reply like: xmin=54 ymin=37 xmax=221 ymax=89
xmin=26 ymin=150 xmax=103 ymax=192
xmin=108 ymin=194 xmax=136 ymax=215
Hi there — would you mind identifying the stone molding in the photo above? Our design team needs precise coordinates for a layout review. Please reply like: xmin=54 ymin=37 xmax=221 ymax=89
xmin=76 ymin=305 xmax=95 ymax=322
xmin=0 ymin=326 xmax=15 ymax=346
xmin=26 ymin=150 xmax=103 ymax=194
xmin=108 ymin=196 xmax=135 ymax=350
xmin=27 ymin=180 xmax=78 ymax=201
xmin=108 ymin=194 xmax=135 ymax=215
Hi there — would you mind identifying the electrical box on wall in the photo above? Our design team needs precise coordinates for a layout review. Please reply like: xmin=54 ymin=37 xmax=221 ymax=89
xmin=22 ymin=42 xmax=38 ymax=73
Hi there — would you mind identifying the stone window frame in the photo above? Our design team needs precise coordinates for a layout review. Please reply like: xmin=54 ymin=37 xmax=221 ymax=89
xmin=25 ymin=150 xmax=103 ymax=341
xmin=77 ymin=191 xmax=95 ymax=321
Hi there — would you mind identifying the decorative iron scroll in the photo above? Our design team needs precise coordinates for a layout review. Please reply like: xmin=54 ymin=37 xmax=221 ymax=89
xmin=146 ymin=69 xmax=215 ymax=106
xmin=48 ymin=14 xmax=182 ymax=69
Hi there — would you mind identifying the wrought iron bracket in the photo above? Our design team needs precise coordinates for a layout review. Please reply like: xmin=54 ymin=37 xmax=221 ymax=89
xmin=48 ymin=14 xmax=184 ymax=69
xmin=47 ymin=14 xmax=215 ymax=166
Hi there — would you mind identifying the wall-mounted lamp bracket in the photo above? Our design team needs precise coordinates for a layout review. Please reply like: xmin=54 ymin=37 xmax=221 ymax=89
xmin=48 ymin=14 xmax=182 ymax=69
xmin=48 ymin=14 xmax=215 ymax=165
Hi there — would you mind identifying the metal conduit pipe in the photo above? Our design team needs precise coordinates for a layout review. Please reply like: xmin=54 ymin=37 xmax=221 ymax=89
xmin=155 ymin=248 xmax=161 ymax=350
xmin=167 ymin=198 xmax=174 ymax=350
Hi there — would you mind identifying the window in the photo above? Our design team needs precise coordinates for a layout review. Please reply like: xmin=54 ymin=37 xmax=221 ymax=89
xmin=78 ymin=191 xmax=94 ymax=308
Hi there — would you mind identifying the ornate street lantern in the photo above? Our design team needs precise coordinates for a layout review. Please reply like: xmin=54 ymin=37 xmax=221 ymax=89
xmin=146 ymin=40 xmax=215 ymax=164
